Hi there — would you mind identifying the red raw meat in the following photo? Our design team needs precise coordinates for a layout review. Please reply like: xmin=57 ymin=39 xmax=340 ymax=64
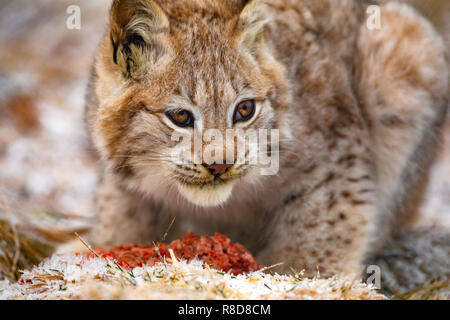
xmin=90 ymin=232 xmax=261 ymax=275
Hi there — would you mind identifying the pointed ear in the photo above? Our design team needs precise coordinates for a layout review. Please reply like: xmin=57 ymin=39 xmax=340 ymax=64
xmin=234 ymin=0 xmax=267 ymax=55
xmin=110 ymin=0 xmax=171 ymax=79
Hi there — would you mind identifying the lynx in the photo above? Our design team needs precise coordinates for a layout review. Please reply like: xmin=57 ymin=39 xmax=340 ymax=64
xmin=68 ymin=0 xmax=448 ymax=276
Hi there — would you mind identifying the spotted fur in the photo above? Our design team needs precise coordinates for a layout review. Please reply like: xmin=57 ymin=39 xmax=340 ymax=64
xmin=70 ymin=0 xmax=449 ymax=276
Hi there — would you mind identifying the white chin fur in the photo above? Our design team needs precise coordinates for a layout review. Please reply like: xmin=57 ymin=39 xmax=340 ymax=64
xmin=176 ymin=181 xmax=235 ymax=207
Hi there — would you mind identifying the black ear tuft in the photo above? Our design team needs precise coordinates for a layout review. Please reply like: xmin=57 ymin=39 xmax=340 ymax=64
xmin=111 ymin=35 xmax=118 ymax=65
xmin=109 ymin=0 xmax=170 ymax=79
xmin=239 ymin=0 xmax=251 ymax=9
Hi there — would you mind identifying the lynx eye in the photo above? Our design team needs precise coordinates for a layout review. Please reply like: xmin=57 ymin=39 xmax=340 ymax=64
xmin=233 ymin=99 xmax=255 ymax=123
xmin=166 ymin=109 xmax=194 ymax=128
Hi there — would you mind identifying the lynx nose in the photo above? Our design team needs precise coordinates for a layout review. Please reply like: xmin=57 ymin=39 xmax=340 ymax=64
xmin=202 ymin=163 xmax=233 ymax=176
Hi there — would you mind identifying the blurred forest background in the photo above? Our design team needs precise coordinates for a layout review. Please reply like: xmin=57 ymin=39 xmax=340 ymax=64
xmin=0 ymin=0 xmax=449 ymax=292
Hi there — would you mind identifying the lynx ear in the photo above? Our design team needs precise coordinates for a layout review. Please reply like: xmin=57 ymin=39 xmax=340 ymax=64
xmin=110 ymin=0 xmax=170 ymax=79
xmin=234 ymin=0 xmax=266 ymax=55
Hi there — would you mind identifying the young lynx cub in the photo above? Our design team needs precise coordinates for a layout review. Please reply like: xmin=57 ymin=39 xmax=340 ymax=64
xmin=74 ymin=0 xmax=448 ymax=276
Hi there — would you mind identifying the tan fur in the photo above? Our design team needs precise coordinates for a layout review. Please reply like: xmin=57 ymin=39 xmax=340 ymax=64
xmin=69 ymin=0 xmax=449 ymax=277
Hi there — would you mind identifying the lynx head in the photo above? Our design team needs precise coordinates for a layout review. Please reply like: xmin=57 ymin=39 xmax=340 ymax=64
xmin=92 ymin=0 xmax=291 ymax=207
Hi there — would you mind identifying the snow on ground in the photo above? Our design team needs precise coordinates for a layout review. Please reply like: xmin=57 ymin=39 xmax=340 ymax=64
xmin=0 ymin=253 xmax=384 ymax=300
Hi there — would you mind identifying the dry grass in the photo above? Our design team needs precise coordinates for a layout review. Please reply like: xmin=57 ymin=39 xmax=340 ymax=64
xmin=1 ymin=253 xmax=386 ymax=300
xmin=1 ymin=214 xmax=386 ymax=300
xmin=398 ymin=280 xmax=450 ymax=300
xmin=0 ymin=220 xmax=53 ymax=281
xmin=0 ymin=195 xmax=88 ymax=282
xmin=2 ymin=213 xmax=449 ymax=300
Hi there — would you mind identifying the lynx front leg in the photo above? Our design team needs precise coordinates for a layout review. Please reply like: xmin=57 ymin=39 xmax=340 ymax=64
xmin=257 ymin=180 xmax=376 ymax=277
xmin=257 ymin=130 xmax=377 ymax=277
xmin=259 ymin=195 xmax=377 ymax=277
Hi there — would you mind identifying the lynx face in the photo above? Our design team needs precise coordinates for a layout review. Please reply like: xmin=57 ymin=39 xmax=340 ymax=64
xmin=93 ymin=0 xmax=290 ymax=206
